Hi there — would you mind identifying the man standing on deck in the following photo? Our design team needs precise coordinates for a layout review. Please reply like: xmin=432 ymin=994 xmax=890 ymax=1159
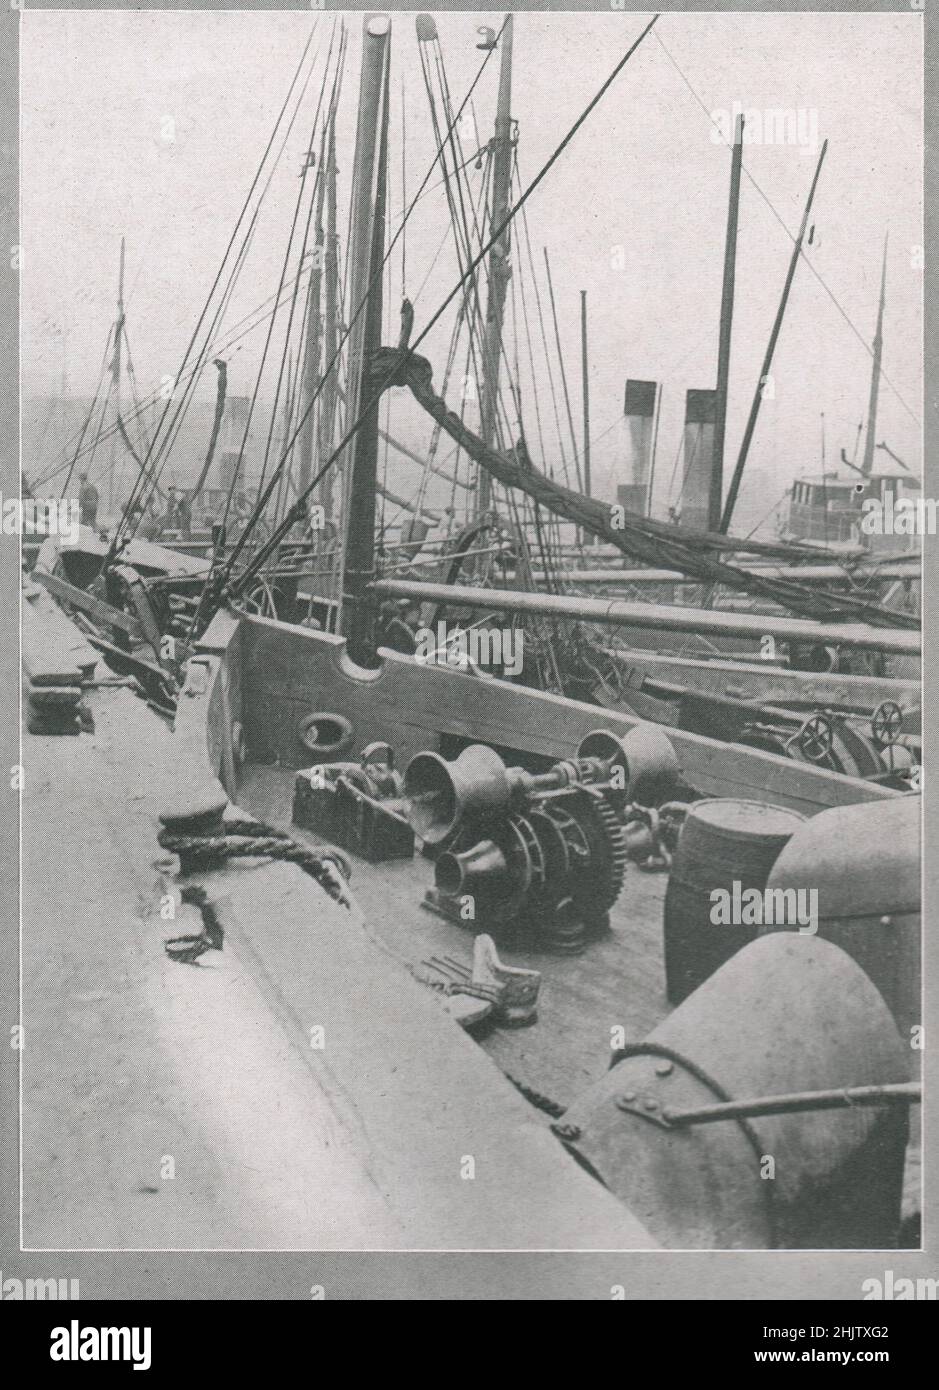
xmin=77 ymin=472 xmax=98 ymax=528
xmin=176 ymin=489 xmax=192 ymax=539
xmin=136 ymin=496 xmax=162 ymax=541
xmin=164 ymin=486 xmax=181 ymax=530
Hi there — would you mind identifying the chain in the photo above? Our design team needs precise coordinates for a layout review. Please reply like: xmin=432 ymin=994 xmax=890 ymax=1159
xmin=505 ymin=1071 xmax=568 ymax=1120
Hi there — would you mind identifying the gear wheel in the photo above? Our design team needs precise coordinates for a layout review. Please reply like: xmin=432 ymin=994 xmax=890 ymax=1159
xmin=544 ymin=785 xmax=627 ymax=914
xmin=585 ymin=787 xmax=629 ymax=910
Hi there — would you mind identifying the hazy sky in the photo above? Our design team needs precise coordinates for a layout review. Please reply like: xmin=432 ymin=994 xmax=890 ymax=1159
xmin=21 ymin=9 xmax=923 ymax=522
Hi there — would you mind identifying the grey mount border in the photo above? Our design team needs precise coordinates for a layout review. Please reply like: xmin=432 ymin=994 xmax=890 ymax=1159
xmin=0 ymin=1 xmax=933 ymax=1301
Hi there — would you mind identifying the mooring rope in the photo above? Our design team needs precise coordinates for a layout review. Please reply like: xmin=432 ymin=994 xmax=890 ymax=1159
xmin=158 ymin=817 xmax=354 ymax=910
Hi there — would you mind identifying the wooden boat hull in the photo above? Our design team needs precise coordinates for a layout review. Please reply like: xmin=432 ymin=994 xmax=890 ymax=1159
xmin=173 ymin=614 xmax=663 ymax=1249
xmin=160 ymin=607 xmax=912 ymax=1249
xmin=603 ymin=647 xmax=921 ymax=736
xmin=197 ymin=608 xmax=897 ymax=816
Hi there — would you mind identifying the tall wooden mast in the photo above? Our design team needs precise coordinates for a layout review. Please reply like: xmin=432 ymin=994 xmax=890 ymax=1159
xmin=720 ymin=139 xmax=827 ymax=533
xmin=319 ymin=116 xmax=340 ymax=521
xmin=861 ymin=234 xmax=888 ymax=478
xmin=341 ymin=13 xmax=391 ymax=665
xmin=580 ymin=289 xmax=591 ymax=500
xmin=107 ymin=236 xmax=125 ymax=512
xmin=710 ymin=115 xmax=744 ymax=532
xmin=477 ymin=13 xmax=513 ymax=512
xmin=297 ymin=136 xmax=327 ymax=501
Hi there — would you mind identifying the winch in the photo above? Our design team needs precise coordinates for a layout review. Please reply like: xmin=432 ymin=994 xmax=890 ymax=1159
xmin=404 ymin=725 xmax=680 ymax=953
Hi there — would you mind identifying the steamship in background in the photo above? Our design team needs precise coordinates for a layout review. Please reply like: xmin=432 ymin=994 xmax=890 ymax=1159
xmin=606 ymin=244 xmax=920 ymax=569
xmin=780 ymin=244 xmax=921 ymax=562
xmin=21 ymin=11 xmax=922 ymax=1254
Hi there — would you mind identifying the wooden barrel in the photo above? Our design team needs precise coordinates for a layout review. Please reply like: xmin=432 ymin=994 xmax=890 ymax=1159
xmin=664 ymin=798 xmax=805 ymax=1004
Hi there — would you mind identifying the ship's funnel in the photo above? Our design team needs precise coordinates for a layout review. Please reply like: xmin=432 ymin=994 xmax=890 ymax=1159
xmin=617 ymin=379 xmax=657 ymax=516
xmin=679 ymin=388 xmax=716 ymax=531
xmin=404 ymin=744 xmax=513 ymax=844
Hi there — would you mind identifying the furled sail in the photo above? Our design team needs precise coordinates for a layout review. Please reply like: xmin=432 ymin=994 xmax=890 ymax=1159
xmin=385 ymin=347 xmax=916 ymax=631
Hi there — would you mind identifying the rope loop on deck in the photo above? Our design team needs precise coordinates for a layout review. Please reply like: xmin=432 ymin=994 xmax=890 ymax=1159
xmin=157 ymin=817 xmax=354 ymax=909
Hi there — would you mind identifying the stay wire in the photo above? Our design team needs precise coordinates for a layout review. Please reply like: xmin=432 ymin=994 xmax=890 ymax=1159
xmin=109 ymin=19 xmax=325 ymax=557
xmin=223 ymin=16 xmax=510 ymax=576
xmin=230 ymin=16 xmax=660 ymax=602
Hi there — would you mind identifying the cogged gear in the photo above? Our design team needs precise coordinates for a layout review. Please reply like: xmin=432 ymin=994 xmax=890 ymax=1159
xmin=406 ymin=730 xmax=681 ymax=952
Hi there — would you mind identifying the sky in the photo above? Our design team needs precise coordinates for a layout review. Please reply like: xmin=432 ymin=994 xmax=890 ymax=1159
xmin=20 ymin=8 xmax=923 ymax=526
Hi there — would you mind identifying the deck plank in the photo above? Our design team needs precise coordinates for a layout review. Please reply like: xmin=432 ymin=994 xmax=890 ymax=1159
xmin=239 ymin=763 xmax=670 ymax=1111
xmin=22 ymin=589 xmax=97 ymax=685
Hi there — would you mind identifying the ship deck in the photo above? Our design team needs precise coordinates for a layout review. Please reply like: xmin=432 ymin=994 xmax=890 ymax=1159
xmin=237 ymin=763 xmax=671 ymax=1110
xmin=21 ymin=589 xmax=921 ymax=1252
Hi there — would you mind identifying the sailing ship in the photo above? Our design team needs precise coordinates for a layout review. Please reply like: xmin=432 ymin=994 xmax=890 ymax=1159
xmin=25 ymin=13 xmax=921 ymax=1248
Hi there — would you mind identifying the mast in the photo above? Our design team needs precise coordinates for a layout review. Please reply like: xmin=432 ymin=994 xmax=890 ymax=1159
xmin=477 ymin=13 xmax=513 ymax=512
xmin=580 ymin=289 xmax=591 ymax=546
xmin=319 ymin=116 xmax=340 ymax=522
xmin=647 ymin=383 xmax=662 ymax=518
xmin=107 ymin=236 xmax=125 ymax=513
xmin=341 ymin=13 xmax=391 ymax=665
xmin=720 ymin=138 xmax=827 ymax=533
xmin=183 ymin=357 xmax=227 ymax=509
xmin=543 ymin=246 xmax=581 ymax=491
xmin=861 ymin=234 xmax=888 ymax=478
xmin=710 ymin=115 xmax=744 ymax=531
xmin=297 ymin=137 xmax=328 ymax=500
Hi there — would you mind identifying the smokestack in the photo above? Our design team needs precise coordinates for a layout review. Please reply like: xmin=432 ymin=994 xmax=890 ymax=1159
xmin=618 ymin=379 xmax=658 ymax=516
xmin=680 ymin=388 xmax=716 ymax=531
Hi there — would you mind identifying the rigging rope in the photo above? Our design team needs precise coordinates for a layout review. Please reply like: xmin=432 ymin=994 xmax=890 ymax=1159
xmin=109 ymin=19 xmax=328 ymax=558
xmin=542 ymin=246 xmax=582 ymax=493
xmin=223 ymin=24 xmax=344 ymax=541
xmin=57 ymin=325 xmax=115 ymax=502
xmin=222 ymin=16 xmax=662 ymax=612
xmin=652 ymin=28 xmax=920 ymax=429
xmin=221 ymin=18 xmax=510 ymax=579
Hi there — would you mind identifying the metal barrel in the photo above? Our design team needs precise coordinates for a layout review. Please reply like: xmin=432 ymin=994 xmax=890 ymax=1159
xmin=663 ymin=797 xmax=805 ymax=1004
xmin=558 ymin=935 xmax=909 ymax=1249
xmin=761 ymin=795 xmax=921 ymax=1046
